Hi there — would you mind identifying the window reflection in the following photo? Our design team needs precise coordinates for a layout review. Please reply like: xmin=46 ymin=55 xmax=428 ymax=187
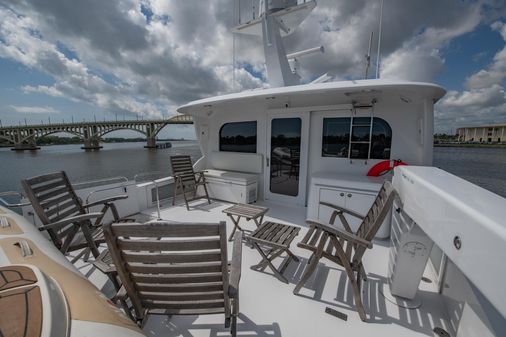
xmin=322 ymin=117 xmax=350 ymax=157
xmin=219 ymin=121 xmax=257 ymax=153
xmin=270 ymin=118 xmax=301 ymax=197
xmin=322 ymin=116 xmax=392 ymax=160
xmin=370 ymin=118 xmax=392 ymax=159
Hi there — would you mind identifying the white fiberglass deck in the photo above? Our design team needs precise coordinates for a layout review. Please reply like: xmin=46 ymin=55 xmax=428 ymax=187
xmin=79 ymin=199 xmax=450 ymax=337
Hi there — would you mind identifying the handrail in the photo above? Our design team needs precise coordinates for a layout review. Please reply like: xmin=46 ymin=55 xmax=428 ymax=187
xmin=74 ymin=176 xmax=129 ymax=189
xmin=85 ymin=182 xmax=130 ymax=204
xmin=133 ymin=171 xmax=170 ymax=183
xmin=0 ymin=191 xmax=31 ymax=208
xmin=133 ymin=171 xmax=172 ymax=220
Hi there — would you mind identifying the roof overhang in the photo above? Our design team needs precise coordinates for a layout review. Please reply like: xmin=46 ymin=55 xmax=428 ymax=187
xmin=177 ymin=79 xmax=446 ymax=116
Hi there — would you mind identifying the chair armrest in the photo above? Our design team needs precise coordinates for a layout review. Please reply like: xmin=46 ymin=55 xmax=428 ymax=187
xmin=41 ymin=212 xmax=104 ymax=231
xmin=83 ymin=195 xmax=128 ymax=208
xmin=319 ymin=201 xmax=365 ymax=220
xmin=306 ymin=219 xmax=372 ymax=249
xmin=228 ymin=231 xmax=243 ymax=298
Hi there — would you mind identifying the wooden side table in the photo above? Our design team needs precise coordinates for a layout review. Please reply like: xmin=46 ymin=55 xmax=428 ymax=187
xmin=222 ymin=203 xmax=269 ymax=241
xmin=248 ymin=221 xmax=300 ymax=283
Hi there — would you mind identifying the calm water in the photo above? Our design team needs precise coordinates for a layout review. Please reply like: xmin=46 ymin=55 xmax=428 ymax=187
xmin=1 ymin=143 xmax=505 ymax=198
xmin=0 ymin=141 xmax=202 ymax=193
xmin=433 ymin=146 xmax=506 ymax=198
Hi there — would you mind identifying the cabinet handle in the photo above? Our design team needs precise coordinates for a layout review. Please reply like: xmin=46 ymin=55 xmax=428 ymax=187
xmin=347 ymin=193 xmax=352 ymax=198
xmin=340 ymin=192 xmax=344 ymax=197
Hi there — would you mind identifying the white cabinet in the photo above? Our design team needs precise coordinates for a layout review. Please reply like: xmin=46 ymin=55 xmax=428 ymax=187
xmin=318 ymin=188 xmax=376 ymax=231
xmin=308 ymin=172 xmax=392 ymax=239
xmin=204 ymin=169 xmax=258 ymax=204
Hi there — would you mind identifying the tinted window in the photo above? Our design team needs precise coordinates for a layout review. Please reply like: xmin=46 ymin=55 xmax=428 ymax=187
xmin=321 ymin=116 xmax=392 ymax=160
xmin=370 ymin=118 xmax=392 ymax=159
xmin=270 ymin=118 xmax=301 ymax=196
xmin=351 ymin=126 xmax=370 ymax=142
xmin=322 ymin=118 xmax=350 ymax=157
xmin=350 ymin=117 xmax=371 ymax=159
xmin=219 ymin=121 xmax=257 ymax=153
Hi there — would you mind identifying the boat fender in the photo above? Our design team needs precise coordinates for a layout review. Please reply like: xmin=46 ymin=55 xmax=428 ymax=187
xmin=367 ymin=159 xmax=407 ymax=176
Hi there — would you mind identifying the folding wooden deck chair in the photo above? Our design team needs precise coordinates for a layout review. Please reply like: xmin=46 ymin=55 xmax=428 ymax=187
xmin=103 ymin=220 xmax=243 ymax=336
xmin=294 ymin=181 xmax=396 ymax=321
xmin=21 ymin=171 xmax=128 ymax=261
xmin=170 ymin=155 xmax=211 ymax=210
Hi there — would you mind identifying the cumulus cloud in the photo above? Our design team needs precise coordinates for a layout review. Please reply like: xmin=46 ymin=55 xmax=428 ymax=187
xmin=435 ymin=19 xmax=506 ymax=133
xmin=381 ymin=4 xmax=481 ymax=81
xmin=10 ymin=105 xmax=59 ymax=114
xmin=0 ymin=0 xmax=504 ymax=133
xmin=436 ymin=85 xmax=505 ymax=130
xmin=465 ymin=21 xmax=506 ymax=89
xmin=441 ymin=85 xmax=505 ymax=108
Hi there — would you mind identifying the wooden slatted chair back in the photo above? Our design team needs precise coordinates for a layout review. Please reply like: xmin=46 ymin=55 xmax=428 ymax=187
xmin=170 ymin=155 xmax=197 ymax=188
xmin=103 ymin=221 xmax=230 ymax=322
xmin=21 ymin=171 xmax=85 ymax=247
xmin=352 ymin=181 xmax=396 ymax=264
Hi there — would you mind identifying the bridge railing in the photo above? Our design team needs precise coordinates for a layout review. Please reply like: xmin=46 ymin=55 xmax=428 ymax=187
xmin=0 ymin=114 xmax=193 ymax=130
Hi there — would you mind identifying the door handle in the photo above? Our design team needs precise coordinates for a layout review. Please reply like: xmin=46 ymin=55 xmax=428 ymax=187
xmin=266 ymin=157 xmax=270 ymax=167
xmin=347 ymin=193 xmax=352 ymax=198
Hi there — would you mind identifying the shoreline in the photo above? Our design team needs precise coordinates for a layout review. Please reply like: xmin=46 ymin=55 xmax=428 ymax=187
xmin=434 ymin=143 xmax=506 ymax=148
xmin=0 ymin=139 xmax=196 ymax=148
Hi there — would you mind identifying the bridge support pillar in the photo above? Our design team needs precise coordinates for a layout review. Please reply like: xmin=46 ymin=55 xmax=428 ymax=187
xmin=144 ymin=137 xmax=157 ymax=148
xmin=81 ymin=137 xmax=102 ymax=150
xmin=12 ymin=143 xmax=40 ymax=151
xmin=11 ymin=133 xmax=40 ymax=151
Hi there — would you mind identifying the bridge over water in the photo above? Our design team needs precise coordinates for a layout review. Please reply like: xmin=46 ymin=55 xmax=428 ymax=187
xmin=0 ymin=115 xmax=193 ymax=150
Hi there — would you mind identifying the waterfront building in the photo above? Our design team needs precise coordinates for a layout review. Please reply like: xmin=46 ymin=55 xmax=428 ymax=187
xmin=457 ymin=124 xmax=506 ymax=143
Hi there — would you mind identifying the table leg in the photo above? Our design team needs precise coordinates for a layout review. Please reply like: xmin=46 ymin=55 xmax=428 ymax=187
xmin=251 ymin=247 xmax=282 ymax=269
xmin=253 ymin=214 xmax=264 ymax=228
xmin=251 ymin=243 xmax=288 ymax=283
xmin=279 ymin=252 xmax=297 ymax=274
xmin=228 ymin=215 xmax=243 ymax=242
xmin=286 ymin=249 xmax=300 ymax=262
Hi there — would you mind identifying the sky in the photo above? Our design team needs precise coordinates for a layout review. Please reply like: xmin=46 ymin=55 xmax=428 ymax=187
xmin=0 ymin=0 xmax=505 ymax=138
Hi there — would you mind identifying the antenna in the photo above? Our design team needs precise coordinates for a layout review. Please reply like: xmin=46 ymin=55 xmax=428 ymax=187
xmin=232 ymin=33 xmax=236 ymax=91
xmin=365 ymin=31 xmax=373 ymax=79
xmin=232 ymin=0 xmax=238 ymax=91
xmin=376 ymin=0 xmax=384 ymax=79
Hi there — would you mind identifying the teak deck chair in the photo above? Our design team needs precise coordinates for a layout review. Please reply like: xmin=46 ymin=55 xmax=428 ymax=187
xmin=21 ymin=171 xmax=128 ymax=261
xmin=170 ymin=155 xmax=211 ymax=210
xmin=294 ymin=181 xmax=396 ymax=321
xmin=103 ymin=221 xmax=243 ymax=336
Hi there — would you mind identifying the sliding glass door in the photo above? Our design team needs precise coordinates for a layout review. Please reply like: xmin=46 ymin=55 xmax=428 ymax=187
xmin=265 ymin=112 xmax=308 ymax=205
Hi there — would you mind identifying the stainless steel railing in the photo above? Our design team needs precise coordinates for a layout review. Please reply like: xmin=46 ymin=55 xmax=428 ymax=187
xmin=74 ymin=176 xmax=129 ymax=190
xmin=0 ymin=191 xmax=30 ymax=208
xmin=134 ymin=171 xmax=172 ymax=220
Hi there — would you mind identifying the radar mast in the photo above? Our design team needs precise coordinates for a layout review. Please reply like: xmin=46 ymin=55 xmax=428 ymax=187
xmin=232 ymin=1 xmax=317 ymax=87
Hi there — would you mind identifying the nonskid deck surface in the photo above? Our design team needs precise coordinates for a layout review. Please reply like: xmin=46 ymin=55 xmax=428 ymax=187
xmin=73 ymin=199 xmax=451 ymax=337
